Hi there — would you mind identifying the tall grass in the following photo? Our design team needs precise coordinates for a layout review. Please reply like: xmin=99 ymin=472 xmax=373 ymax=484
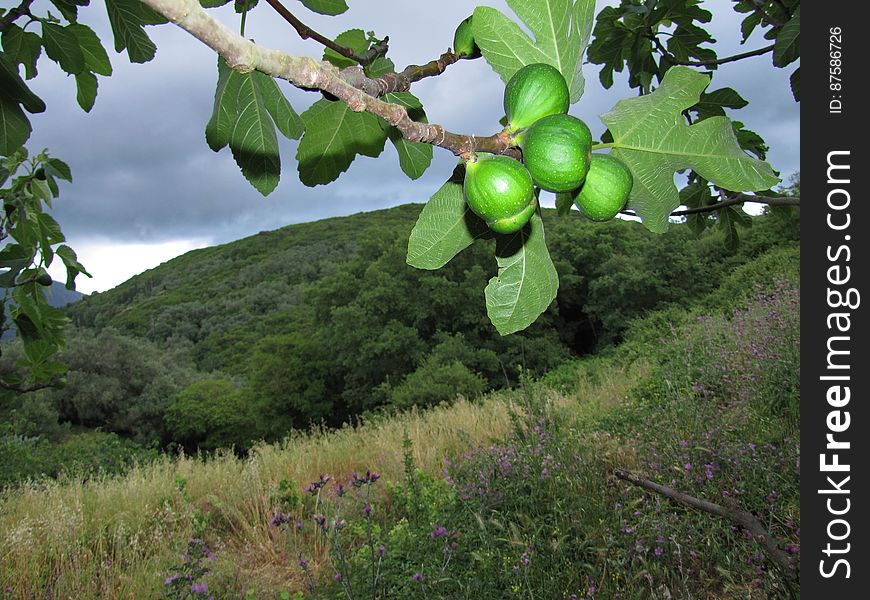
xmin=2 ymin=383 xmax=639 ymax=598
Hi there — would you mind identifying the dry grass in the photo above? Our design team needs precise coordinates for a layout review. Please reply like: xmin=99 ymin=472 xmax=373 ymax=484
xmin=0 ymin=391 xmax=525 ymax=597
xmin=0 ymin=359 xmax=645 ymax=598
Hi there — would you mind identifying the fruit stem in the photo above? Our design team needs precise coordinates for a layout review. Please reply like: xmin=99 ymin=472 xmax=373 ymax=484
xmin=591 ymin=143 xmax=614 ymax=151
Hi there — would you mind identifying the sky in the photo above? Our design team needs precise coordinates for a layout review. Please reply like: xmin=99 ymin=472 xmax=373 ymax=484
xmin=17 ymin=0 xmax=800 ymax=294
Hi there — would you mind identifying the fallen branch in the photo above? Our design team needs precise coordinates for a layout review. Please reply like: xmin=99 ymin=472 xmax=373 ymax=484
xmin=614 ymin=469 xmax=798 ymax=596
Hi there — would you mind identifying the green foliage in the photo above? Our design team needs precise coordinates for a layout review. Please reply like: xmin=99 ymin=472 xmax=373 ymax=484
xmin=296 ymin=98 xmax=387 ymax=186
xmin=380 ymin=92 xmax=433 ymax=180
xmin=0 ymin=148 xmax=89 ymax=388
xmin=0 ymin=429 xmax=156 ymax=488
xmin=472 ymin=0 xmax=596 ymax=103
xmin=603 ymin=67 xmax=779 ymax=233
xmin=58 ymin=204 xmax=798 ymax=443
xmin=485 ymin=211 xmax=558 ymax=335
xmin=164 ymin=379 xmax=256 ymax=453
xmin=299 ymin=0 xmax=349 ymax=16
xmin=205 ymin=58 xmax=304 ymax=195
xmin=406 ymin=166 xmax=489 ymax=270
xmin=388 ymin=358 xmax=487 ymax=410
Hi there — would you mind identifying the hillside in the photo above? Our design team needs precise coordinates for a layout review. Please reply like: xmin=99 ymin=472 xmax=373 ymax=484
xmin=0 ymin=240 xmax=801 ymax=598
xmin=48 ymin=203 xmax=800 ymax=447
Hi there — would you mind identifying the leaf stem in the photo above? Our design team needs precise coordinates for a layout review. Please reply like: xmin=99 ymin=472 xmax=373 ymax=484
xmin=591 ymin=143 xmax=613 ymax=151
xmin=0 ymin=0 xmax=35 ymax=33
xmin=262 ymin=0 xmax=386 ymax=66
xmin=239 ymin=9 xmax=247 ymax=37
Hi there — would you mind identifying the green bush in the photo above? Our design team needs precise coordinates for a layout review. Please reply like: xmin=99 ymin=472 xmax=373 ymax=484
xmin=0 ymin=430 xmax=157 ymax=488
xmin=164 ymin=379 xmax=258 ymax=453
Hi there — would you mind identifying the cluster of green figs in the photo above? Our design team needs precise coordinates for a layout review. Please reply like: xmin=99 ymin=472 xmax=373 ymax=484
xmin=453 ymin=20 xmax=634 ymax=234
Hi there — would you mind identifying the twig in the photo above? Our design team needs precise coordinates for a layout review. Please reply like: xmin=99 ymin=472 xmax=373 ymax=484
xmin=139 ymin=0 xmax=513 ymax=157
xmin=620 ymin=194 xmax=799 ymax=218
xmin=339 ymin=51 xmax=461 ymax=96
xmin=0 ymin=0 xmax=36 ymax=33
xmin=614 ymin=469 xmax=798 ymax=596
xmin=0 ymin=377 xmax=59 ymax=394
xmin=650 ymin=35 xmax=774 ymax=67
xmin=263 ymin=0 xmax=386 ymax=66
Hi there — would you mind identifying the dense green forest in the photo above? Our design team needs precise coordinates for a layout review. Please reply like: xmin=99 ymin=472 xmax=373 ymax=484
xmin=1 ymin=202 xmax=798 ymax=479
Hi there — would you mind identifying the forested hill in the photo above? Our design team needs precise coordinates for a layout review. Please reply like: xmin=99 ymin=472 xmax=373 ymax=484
xmin=55 ymin=203 xmax=797 ymax=445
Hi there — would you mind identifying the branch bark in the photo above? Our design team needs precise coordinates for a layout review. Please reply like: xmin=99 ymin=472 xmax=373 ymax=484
xmin=614 ymin=469 xmax=798 ymax=596
xmin=340 ymin=51 xmax=462 ymax=96
xmin=139 ymin=0 xmax=511 ymax=157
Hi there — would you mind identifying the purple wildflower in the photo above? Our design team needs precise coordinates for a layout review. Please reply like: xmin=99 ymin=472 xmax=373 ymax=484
xmin=191 ymin=581 xmax=208 ymax=594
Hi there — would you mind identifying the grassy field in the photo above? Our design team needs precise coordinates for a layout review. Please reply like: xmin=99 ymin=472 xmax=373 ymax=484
xmin=1 ymin=253 xmax=799 ymax=599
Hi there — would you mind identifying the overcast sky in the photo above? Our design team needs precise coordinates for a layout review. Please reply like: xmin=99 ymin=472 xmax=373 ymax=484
xmin=19 ymin=1 xmax=799 ymax=294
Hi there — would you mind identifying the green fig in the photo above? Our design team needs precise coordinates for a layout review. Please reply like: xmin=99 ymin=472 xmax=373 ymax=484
xmin=464 ymin=154 xmax=536 ymax=234
xmin=519 ymin=114 xmax=593 ymax=193
xmin=453 ymin=16 xmax=481 ymax=59
xmin=572 ymin=154 xmax=633 ymax=221
xmin=503 ymin=63 xmax=570 ymax=133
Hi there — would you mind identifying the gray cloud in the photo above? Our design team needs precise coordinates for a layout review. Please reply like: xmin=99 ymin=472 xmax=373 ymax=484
xmin=21 ymin=0 xmax=798 ymax=287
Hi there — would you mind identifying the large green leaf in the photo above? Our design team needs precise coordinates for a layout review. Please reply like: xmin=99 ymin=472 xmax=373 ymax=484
xmin=299 ymin=0 xmax=349 ymax=16
xmin=381 ymin=92 xmax=432 ymax=180
xmin=0 ymin=92 xmax=32 ymax=154
xmin=104 ymin=0 xmax=165 ymax=64
xmin=789 ymin=67 xmax=800 ymax=102
xmin=252 ymin=71 xmax=304 ymax=140
xmin=0 ymin=52 xmax=46 ymax=113
xmin=602 ymin=66 xmax=779 ymax=233
xmin=75 ymin=71 xmax=98 ymax=112
xmin=472 ymin=0 xmax=596 ymax=103
xmin=2 ymin=25 xmax=42 ymax=80
xmin=68 ymin=24 xmax=112 ymax=76
xmin=41 ymin=22 xmax=85 ymax=75
xmin=773 ymin=6 xmax=800 ymax=68
xmin=296 ymin=99 xmax=387 ymax=186
xmin=406 ymin=167 xmax=490 ymax=270
xmin=485 ymin=210 xmax=558 ymax=336
xmin=205 ymin=56 xmax=243 ymax=152
xmin=230 ymin=72 xmax=281 ymax=196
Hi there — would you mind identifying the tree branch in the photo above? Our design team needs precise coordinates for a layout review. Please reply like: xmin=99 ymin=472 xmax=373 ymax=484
xmin=0 ymin=0 xmax=35 ymax=33
xmin=139 ymin=0 xmax=512 ymax=157
xmin=621 ymin=194 xmax=799 ymax=218
xmin=614 ymin=469 xmax=798 ymax=596
xmin=650 ymin=34 xmax=774 ymax=67
xmin=0 ymin=376 xmax=59 ymax=394
xmin=262 ymin=0 xmax=386 ymax=66
xmin=339 ymin=50 xmax=461 ymax=96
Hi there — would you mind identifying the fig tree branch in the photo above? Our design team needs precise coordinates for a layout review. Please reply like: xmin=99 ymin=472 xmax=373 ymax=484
xmin=340 ymin=50 xmax=462 ymax=96
xmin=614 ymin=469 xmax=798 ymax=595
xmin=649 ymin=35 xmax=774 ymax=67
xmin=621 ymin=193 xmax=799 ymax=218
xmin=0 ymin=0 xmax=35 ymax=32
xmin=0 ymin=375 xmax=58 ymax=394
xmin=139 ymin=0 xmax=512 ymax=157
xmin=262 ymin=0 xmax=387 ymax=66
